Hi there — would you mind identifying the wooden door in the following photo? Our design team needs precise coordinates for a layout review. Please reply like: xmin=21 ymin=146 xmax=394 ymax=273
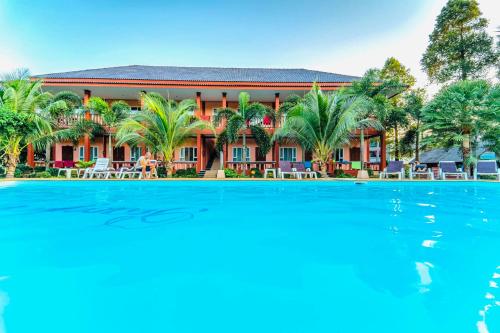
xmin=113 ymin=147 xmax=125 ymax=161
xmin=350 ymin=147 xmax=360 ymax=161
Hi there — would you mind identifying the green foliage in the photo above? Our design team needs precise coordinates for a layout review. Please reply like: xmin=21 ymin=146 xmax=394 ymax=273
xmin=116 ymin=93 xmax=212 ymax=176
xmin=249 ymin=167 xmax=263 ymax=178
xmin=0 ymin=109 xmax=35 ymax=138
xmin=423 ymin=80 xmax=499 ymax=171
xmin=332 ymin=169 xmax=355 ymax=178
xmin=33 ymin=171 xmax=51 ymax=178
xmin=224 ymin=168 xmax=247 ymax=178
xmin=274 ymin=84 xmax=380 ymax=177
xmin=173 ymin=168 xmax=198 ymax=178
xmin=13 ymin=163 xmax=33 ymax=178
xmin=75 ymin=161 xmax=95 ymax=168
xmin=214 ymin=92 xmax=274 ymax=160
xmin=421 ymin=0 xmax=498 ymax=82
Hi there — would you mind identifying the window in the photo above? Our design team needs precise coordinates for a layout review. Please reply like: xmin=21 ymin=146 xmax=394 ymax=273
xmin=130 ymin=107 xmax=141 ymax=113
xmin=78 ymin=146 xmax=98 ymax=161
xmin=232 ymin=147 xmax=250 ymax=162
xmin=334 ymin=148 xmax=344 ymax=162
xmin=279 ymin=147 xmax=297 ymax=162
xmin=130 ymin=147 xmax=142 ymax=161
xmin=180 ymin=147 xmax=198 ymax=161
xmin=79 ymin=147 xmax=84 ymax=161
xmin=369 ymin=138 xmax=380 ymax=163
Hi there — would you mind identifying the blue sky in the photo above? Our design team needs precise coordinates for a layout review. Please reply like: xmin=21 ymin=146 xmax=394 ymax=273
xmin=1 ymin=0 xmax=498 ymax=90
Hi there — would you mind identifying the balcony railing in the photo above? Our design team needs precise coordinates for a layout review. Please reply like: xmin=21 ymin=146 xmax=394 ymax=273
xmin=57 ymin=113 xmax=104 ymax=127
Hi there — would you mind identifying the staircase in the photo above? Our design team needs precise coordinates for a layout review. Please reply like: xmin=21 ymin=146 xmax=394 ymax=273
xmin=200 ymin=154 xmax=220 ymax=178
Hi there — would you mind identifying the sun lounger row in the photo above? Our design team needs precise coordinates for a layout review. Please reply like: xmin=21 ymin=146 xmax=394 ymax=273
xmin=380 ymin=160 xmax=499 ymax=180
xmin=55 ymin=158 xmax=158 ymax=179
xmin=277 ymin=161 xmax=317 ymax=179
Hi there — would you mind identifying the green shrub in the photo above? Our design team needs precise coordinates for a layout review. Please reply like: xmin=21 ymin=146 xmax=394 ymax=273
xmin=15 ymin=164 xmax=33 ymax=178
xmin=249 ymin=168 xmax=263 ymax=178
xmin=47 ymin=168 xmax=59 ymax=177
xmin=75 ymin=161 xmax=95 ymax=168
xmin=173 ymin=168 xmax=198 ymax=178
xmin=224 ymin=168 xmax=247 ymax=178
xmin=34 ymin=171 xmax=52 ymax=178
xmin=333 ymin=169 xmax=355 ymax=178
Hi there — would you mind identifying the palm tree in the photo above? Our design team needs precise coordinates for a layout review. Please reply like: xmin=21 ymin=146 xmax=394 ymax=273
xmin=86 ymin=97 xmax=130 ymax=164
xmin=423 ymin=80 xmax=498 ymax=174
xmin=0 ymin=71 xmax=52 ymax=178
xmin=213 ymin=92 xmax=274 ymax=166
xmin=39 ymin=91 xmax=83 ymax=169
xmin=116 ymin=92 xmax=212 ymax=176
xmin=274 ymin=84 xmax=379 ymax=178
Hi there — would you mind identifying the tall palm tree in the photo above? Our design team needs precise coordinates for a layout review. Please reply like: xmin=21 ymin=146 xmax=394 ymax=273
xmin=274 ymin=84 xmax=379 ymax=178
xmin=86 ymin=97 xmax=130 ymax=164
xmin=0 ymin=72 xmax=52 ymax=178
xmin=39 ymin=91 xmax=83 ymax=169
xmin=116 ymin=92 xmax=212 ymax=176
xmin=213 ymin=92 xmax=274 ymax=166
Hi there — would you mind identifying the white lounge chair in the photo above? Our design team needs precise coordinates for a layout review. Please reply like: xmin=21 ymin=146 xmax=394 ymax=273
xmin=409 ymin=163 xmax=434 ymax=180
xmin=82 ymin=158 xmax=113 ymax=179
xmin=438 ymin=161 xmax=468 ymax=180
xmin=380 ymin=161 xmax=405 ymax=179
xmin=118 ymin=159 xmax=158 ymax=179
xmin=474 ymin=160 xmax=500 ymax=180
xmin=294 ymin=162 xmax=317 ymax=179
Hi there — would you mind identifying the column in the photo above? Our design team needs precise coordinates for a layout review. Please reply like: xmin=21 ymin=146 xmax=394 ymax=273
xmin=83 ymin=89 xmax=91 ymax=162
xmin=140 ymin=90 xmax=146 ymax=109
xmin=273 ymin=93 xmax=280 ymax=167
xmin=27 ymin=144 xmax=35 ymax=167
xmin=365 ymin=137 xmax=370 ymax=168
xmin=195 ymin=92 xmax=202 ymax=118
xmin=196 ymin=133 xmax=203 ymax=173
xmin=380 ymin=131 xmax=387 ymax=171
xmin=222 ymin=92 xmax=228 ymax=168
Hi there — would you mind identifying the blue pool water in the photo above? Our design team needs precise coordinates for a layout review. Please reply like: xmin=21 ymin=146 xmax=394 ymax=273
xmin=0 ymin=180 xmax=499 ymax=333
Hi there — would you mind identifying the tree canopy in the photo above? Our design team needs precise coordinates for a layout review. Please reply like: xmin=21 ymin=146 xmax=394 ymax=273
xmin=421 ymin=0 xmax=498 ymax=83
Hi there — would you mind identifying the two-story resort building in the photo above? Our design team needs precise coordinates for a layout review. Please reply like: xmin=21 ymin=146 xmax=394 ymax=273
xmin=30 ymin=65 xmax=387 ymax=176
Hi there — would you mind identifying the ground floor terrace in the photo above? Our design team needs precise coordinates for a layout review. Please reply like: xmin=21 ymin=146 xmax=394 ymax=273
xmin=28 ymin=128 xmax=387 ymax=176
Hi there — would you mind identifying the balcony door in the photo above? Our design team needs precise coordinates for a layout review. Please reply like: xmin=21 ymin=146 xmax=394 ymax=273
xmin=113 ymin=147 xmax=125 ymax=161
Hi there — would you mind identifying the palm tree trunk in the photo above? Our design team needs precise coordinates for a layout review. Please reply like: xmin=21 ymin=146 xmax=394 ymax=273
xmin=359 ymin=129 xmax=365 ymax=170
xmin=108 ymin=134 xmax=113 ymax=167
xmin=165 ymin=161 xmax=173 ymax=178
xmin=242 ymin=131 xmax=247 ymax=170
xmin=320 ymin=161 xmax=328 ymax=178
xmin=415 ymin=131 xmax=420 ymax=161
xmin=6 ymin=152 xmax=19 ymax=179
xmin=462 ymin=133 xmax=471 ymax=176
xmin=45 ymin=143 xmax=51 ymax=171
xmin=394 ymin=125 xmax=400 ymax=161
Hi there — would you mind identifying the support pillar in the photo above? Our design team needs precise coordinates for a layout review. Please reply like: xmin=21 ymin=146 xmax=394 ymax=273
xmin=274 ymin=93 xmax=280 ymax=127
xmin=222 ymin=92 xmax=228 ymax=168
xmin=27 ymin=143 xmax=35 ymax=167
xmin=196 ymin=133 xmax=202 ymax=173
xmin=273 ymin=93 xmax=280 ymax=167
xmin=83 ymin=89 xmax=91 ymax=162
xmin=195 ymin=92 xmax=201 ymax=118
xmin=380 ymin=131 xmax=387 ymax=171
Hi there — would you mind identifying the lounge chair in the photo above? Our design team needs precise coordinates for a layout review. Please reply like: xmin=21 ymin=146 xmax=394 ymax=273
xmin=380 ymin=161 xmax=405 ymax=179
xmin=278 ymin=161 xmax=299 ymax=179
xmin=474 ymin=160 xmax=500 ymax=180
xmin=438 ymin=161 xmax=468 ymax=180
xmin=82 ymin=158 xmax=113 ymax=179
xmin=409 ymin=163 xmax=434 ymax=180
xmin=293 ymin=162 xmax=317 ymax=179
xmin=118 ymin=160 xmax=158 ymax=179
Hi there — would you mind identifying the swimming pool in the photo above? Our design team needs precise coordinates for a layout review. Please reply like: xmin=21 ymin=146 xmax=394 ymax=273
xmin=0 ymin=180 xmax=498 ymax=333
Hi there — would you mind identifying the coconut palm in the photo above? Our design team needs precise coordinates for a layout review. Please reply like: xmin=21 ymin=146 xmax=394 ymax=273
xmin=86 ymin=97 xmax=130 ymax=164
xmin=274 ymin=84 xmax=380 ymax=178
xmin=116 ymin=92 xmax=212 ymax=176
xmin=38 ymin=91 xmax=83 ymax=169
xmin=0 ymin=72 xmax=52 ymax=178
xmin=213 ymin=92 xmax=274 ymax=165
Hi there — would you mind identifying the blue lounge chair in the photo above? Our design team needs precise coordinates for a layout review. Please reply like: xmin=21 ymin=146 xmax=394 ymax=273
xmin=474 ymin=160 xmax=499 ymax=180
xmin=380 ymin=161 xmax=405 ymax=179
xmin=439 ymin=161 xmax=467 ymax=180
